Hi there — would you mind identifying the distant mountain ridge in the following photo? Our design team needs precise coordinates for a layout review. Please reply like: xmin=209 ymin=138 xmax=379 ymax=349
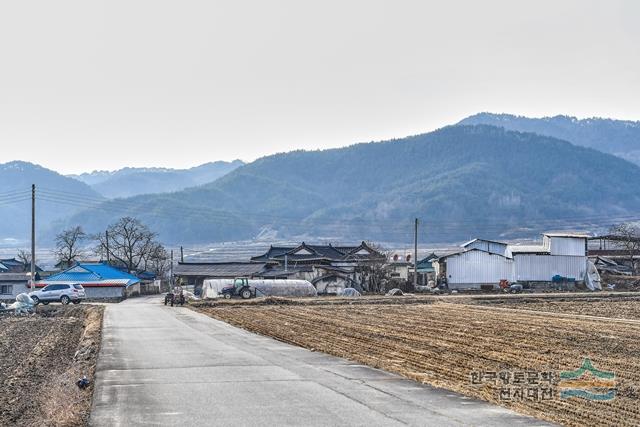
xmin=459 ymin=113 xmax=640 ymax=165
xmin=0 ymin=161 xmax=102 ymax=241
xmin=69 ymin=160 xmax=244 ymax=198
xmin=62 ymin=125 xmax=640 ymax=244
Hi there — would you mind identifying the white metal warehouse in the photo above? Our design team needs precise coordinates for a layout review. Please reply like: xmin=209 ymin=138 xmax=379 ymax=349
xmin=440 ymin=233 xmax=589 ymax=290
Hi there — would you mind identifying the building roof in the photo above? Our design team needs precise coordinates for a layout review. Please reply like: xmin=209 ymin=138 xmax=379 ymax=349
xmin=0 ymin=273 xmax=31 ymax=282
xmin=251 ymin=241 xmax=385 ymax=263
xmin=36 ymin=263 xmax=140 ymax=287
xmin=174 ymin=262 xmax=268 ymax=278
xmin=543 ymin=232 xmax=590 ymax=238
xmin=439 ymin=248 xmax=512 ymax=260
xmin=250 ymin=246 xmax=295 ymax=262
xmin=0 ymin=258 xmax=43 ymax=273
xmin=461 ymin=238 xmax=507 ymax=247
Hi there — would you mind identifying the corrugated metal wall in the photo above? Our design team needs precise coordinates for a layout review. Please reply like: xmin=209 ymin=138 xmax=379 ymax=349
xmin=549 ymin=237 xmax=586 ymax=256
xmin=514 ymin=255 xmax=586 ymax=281
xmin=466 ymin=240 xmax=508 ymax=256
xmin=447 ymin=251 xmax=514 ymax=284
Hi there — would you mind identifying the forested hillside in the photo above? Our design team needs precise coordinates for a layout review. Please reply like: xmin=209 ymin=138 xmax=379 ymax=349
xmin=61 ymin=125 xmax=640 ymax=243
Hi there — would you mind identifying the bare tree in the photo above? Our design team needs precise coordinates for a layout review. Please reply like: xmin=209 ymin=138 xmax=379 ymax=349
xmin=353 ymin=242 xmax=391 ymax=293
xmin=609 ymin=223 xmax=640 ymax=273
xmin=55 ymin=226 xmax=86 ymax=269
xmin=95 ymin=217 xmax=163 ymax=273
xmin=16 ymin=249 xmax=31 ymax=268
xmin=145 ymin=243 xmax=171 ymax=279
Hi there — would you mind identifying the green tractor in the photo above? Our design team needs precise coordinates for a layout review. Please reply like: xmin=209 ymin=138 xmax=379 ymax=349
xmin=220 ymin=278 xmax=254 ymax=299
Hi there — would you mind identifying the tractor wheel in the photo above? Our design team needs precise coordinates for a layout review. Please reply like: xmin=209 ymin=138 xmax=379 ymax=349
xmin=61 ymin=295 xmax=71 ymax=305
xmin=240 ymin=288 xmax=252 ymax=299
xmin=223 ymin=293 xmax=231 ymax=300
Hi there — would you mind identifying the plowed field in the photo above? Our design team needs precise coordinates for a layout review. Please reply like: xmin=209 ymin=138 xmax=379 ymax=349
xmin=471 ymin=298 xmax=640 ymax=320
xmin=0 ymin=305 xmax=103 ymax=426
xmin=197 ymin=302 xmax=640 ymax=426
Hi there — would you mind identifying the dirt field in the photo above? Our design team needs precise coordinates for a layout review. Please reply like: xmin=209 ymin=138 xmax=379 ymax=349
xmin=0 ymin=305 xmax=104 ymax=427
xmin=468 ymin=296 xmax=640 ymax=320
xmin=195 ymin=298 xmax=640 ymax=427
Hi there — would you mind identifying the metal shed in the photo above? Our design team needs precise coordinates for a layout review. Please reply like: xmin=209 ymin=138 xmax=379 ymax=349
xmin=441 ymin=249 xmax=514 ymax=290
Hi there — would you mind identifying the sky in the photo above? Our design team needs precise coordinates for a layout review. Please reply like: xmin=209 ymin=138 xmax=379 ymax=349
xmin=0 ymin=0 xmax=639 ymax=174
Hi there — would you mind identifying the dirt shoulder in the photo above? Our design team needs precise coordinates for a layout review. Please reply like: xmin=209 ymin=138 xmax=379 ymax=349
xmin=194 ymin=298 xmax=640 ymax=427
xmin=0 ymin=304 xmax=104 ymax=427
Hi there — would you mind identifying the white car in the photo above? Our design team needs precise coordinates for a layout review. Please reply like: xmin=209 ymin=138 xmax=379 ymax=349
xmin=29 ymin=284 xmax=86 ymax=305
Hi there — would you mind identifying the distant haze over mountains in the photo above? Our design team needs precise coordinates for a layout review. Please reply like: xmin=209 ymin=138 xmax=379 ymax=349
xmin=0 ymin=161 xmax=102 ymax=242
xmin=2 ymin=113 xmax=640 ymax=245
xmin=62 ymin=124 xmax=640 ymax=244
xmin=459 ymin=113 xmax=640 ymax=165
xmin=69 ymin=160 xmax=244 ymax=198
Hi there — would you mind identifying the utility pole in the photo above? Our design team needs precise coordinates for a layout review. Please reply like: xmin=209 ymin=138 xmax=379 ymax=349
xmin=180 ymin=246 xmax=184 ymax=263
xmin=30 ymin=184 xmax=36 ymax=293
xmin=105 ymin=230 xmax=110 ymax=264
xmin=413 ymin=217 xmax=418 ymax=289
xmin=170 ymin=249 xmax=174 ymax=290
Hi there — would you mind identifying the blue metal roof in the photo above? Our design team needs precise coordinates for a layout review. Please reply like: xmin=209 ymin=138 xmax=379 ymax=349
xmin=46 ymin=263 xmax=140 ymax=286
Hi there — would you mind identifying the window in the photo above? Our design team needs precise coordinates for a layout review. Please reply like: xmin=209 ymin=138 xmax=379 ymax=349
xmin=0 ymin=285 xmax=13 ymax=295
xmin=73 ymin=284 xmax=84 ymax=290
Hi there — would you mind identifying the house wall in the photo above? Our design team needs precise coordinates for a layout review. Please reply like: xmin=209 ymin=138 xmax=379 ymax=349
xmin=513 ymin=254 xmax=586 ymax=282
xmin=84 ymin=287 xmax=125 ymax=299
xmin=315 ymin=277 xmax=351 ymax=294
xmin=446 ymin=251 xmax=514 ymax=288
xmin=0 ymin=281 xmax=29 ymax=300
xmin=388 ymin=264 xmax=409 ymax=280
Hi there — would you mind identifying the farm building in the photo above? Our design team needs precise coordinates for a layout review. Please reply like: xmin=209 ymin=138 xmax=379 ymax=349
xmin=439 ymin=249 xmax=514 ymax=290
xmin=510 ymin=233 xmax=588 ymax=285
xmin=35 ymin=263 xmax=140 ymax=300
xmin=173 ymin=262 xmax=268 ymax=295
xmin=438 ymin=233 xmax=589 ymax=290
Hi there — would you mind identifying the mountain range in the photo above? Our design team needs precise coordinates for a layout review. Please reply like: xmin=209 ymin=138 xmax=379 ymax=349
xmin=459 ymin=113 xmax=640 ymax=165
xmin=3 ymin=113 xmax=640 ymax=245
xmin=61 ymin=124 xmax=640 ymax=243
xmin=70 ymin=160 xmax=244 ymax=198
xmin=0 ymin=161 xmax=102 ymax=243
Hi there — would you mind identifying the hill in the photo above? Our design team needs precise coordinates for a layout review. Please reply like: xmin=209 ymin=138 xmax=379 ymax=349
xmin=0 ymin=161 xmax=103 ymax=243
xmin=459 ymin=113 xmax=640 ymax=165
xmin=61 ymin=125 xmax=640 ymax=244
xmin=70 ymin=160 xmax=244 ymax=198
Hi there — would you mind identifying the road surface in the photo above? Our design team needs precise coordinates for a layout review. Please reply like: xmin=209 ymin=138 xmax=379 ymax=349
xmin=90 ymin=296 xmax=551 ymax=426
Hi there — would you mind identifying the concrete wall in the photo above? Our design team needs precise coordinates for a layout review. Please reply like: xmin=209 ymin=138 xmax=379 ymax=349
xmin=84 ymin=286 xmax=125 ymax=299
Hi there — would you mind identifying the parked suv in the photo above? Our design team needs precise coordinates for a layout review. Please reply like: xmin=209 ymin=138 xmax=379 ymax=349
xmin=29 ymin=284 xmax=86 ymax=305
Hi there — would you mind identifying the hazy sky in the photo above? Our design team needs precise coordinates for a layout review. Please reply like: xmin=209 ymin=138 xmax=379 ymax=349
xmin=1 ymin=0 xmax=639 ymax=174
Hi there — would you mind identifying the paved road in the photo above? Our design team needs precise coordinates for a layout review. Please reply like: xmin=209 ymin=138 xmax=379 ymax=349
xmin=90 ymin=297 xmax=551 ymax=426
